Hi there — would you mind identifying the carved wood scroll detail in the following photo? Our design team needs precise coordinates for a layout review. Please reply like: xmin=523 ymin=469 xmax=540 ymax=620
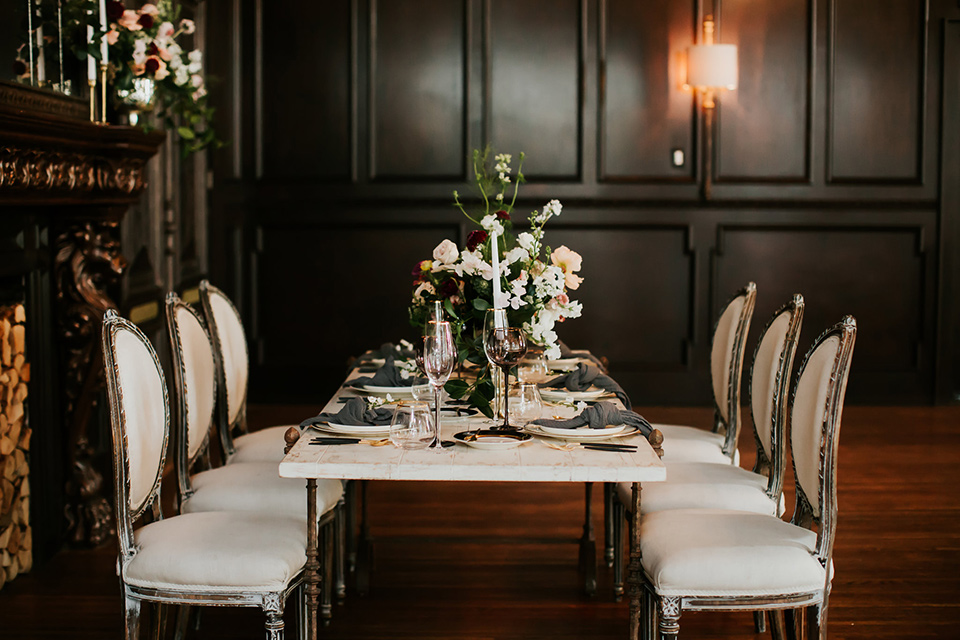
xmin=55 ymin=222 xmax=127 ymax=546
xmin=0 ymin=146 xmax=147 ymax=195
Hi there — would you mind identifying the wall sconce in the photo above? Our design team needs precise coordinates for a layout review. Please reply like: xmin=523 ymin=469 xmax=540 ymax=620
xmin=683 ymin=16 xmax=737 ymax=198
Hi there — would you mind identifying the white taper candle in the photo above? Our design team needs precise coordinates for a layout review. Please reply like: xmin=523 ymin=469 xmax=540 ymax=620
xmin=491 ymin=230 xmax=503 ymax=309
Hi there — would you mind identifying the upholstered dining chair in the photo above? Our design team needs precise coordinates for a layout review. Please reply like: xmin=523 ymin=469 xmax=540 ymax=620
xmin=634 ymin=316 xmax=856 ymax=640
xmin=656 ymin=282 xmax=757 ymax=464
xmin=102 ymin=309 xmax=308 ymax=640
xmin=165 ymin=292 xmax=345 ymax=623
xmin=197 ymin=280 xmax=349 ymax=604
xmin=610 ymin=295 xmax=805 ymax=599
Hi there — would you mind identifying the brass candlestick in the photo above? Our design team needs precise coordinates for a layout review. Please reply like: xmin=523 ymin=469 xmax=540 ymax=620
xmin=88 ymin=79 xmax=96 ymax=122
xmin=99 ymin=64 xmax=108 ymax=125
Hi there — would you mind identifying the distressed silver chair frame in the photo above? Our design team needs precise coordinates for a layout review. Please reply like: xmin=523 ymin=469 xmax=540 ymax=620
xmin=712 ymin=282 xmax=758 ymax=459
xmin=197 ymin=281 xmax=347 ymax=615
xmin=102 ymin=309 xmax=303 ymax=640
xmin=638 ymin=316 xmax=856 ymax=640
xmin=611 ymin=294 xmax=803 ymax=601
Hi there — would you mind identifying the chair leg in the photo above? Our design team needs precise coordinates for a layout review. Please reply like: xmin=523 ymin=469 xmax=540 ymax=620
xmin=785 ymin=607 xmax=807 ymax=640
xmin=345 ymin=481 xmax=357 ymax=575
xmin=320 ymin=520 xmax=334 ymax=624
xmin=173 ymin=605 xmax=190 ymax=640
xmin=603 ymin=483 xmax=615 ymax=567
xmin=154 ymin=603 xmax=169 ymax=640
xmin=754 ymin=610 xmax=767 ymax=633
xmin=658 ymin=596 xmax=681 ymax=640
xmin=810 ymin=602 xmax=827 ymax=640
xmin=769 ymin=610 xmax=788 ymax=640
xmin=335 ymin=498 xmax=347 ymax=601
xmin=640 ymin=587 xmax=656 ymax=640
xmin=263 ymin=593 xmax=285 ymax=640
xmin=125 ymin=596 xmax=141 ymax=640
xmin=612 ymin=500 xmax=625 ymax=600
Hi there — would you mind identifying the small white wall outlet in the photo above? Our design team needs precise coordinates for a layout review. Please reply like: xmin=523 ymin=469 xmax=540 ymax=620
xmin=671 ymin=149 xmax=685 ymax=167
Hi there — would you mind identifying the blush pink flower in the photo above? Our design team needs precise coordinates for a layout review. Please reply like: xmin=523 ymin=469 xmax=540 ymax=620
xmin=106 ymin=29 xmax=120 ymax=45
xmin=550 ymin=245 xmax=584 ymax=290
xmin=139 ymin=4 xmax=160 ymax=16
xmin=118 ymin=10 xmax=143 ymax=31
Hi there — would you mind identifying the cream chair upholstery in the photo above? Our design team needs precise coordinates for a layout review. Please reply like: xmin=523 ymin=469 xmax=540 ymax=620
xmin=102 ymin=309 xmax=306 ymax=640
xmin=198 ymin=280 xmax=292 ymax=464
xmin=611 ymin=296 xmax=804 ymax=598
xmin=656 ymin=282 xmax=757 ymax=464
xmin=637 ymin=316 xmax=856 ymax=640
xmin=168 ymin=292 xmax=344 ymax=621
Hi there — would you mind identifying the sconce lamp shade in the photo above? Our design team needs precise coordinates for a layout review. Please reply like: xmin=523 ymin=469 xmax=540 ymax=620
xmin=686 ymin=44 xmax=738 ymax=90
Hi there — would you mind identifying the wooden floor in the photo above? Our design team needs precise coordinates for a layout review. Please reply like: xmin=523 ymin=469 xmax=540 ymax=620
xmin=2 ymin=405 xmax=959 ymax=639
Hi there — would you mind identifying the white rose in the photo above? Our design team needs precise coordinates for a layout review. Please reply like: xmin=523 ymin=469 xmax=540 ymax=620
xmin=432 ymin=239 xmax=459 ymax=265
xmin=517 ymin=232 xmax=536 ymax=254
xmin=504 ymin=247 xmax=527 ymax=265
xmin=480 ymin=214 xmax=504 ymax=237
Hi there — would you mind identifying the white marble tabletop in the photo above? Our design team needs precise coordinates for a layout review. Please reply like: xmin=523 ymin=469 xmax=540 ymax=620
xmin=279 ymin=365 xmax=666 ymax=484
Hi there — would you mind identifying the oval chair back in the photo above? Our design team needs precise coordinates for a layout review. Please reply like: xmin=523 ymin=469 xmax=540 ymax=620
xmin=790 ymin=316 xmax=857 ymax=585
xmin=102 ymin=309 xmax=170 ymax=559
xmin=709 ymin=282 xmax=757 ymax=458
xmin=748 ymin=294 xmax=805 ymax=505
xmin=165 ymin=293 xmax=219 ymax=505
xmin=198 ymin=280 xmax=250 ymax=458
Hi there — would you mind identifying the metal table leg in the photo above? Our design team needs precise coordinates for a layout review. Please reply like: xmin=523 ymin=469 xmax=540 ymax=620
xmin=578 ymin=482 xmax=597 ymax=596
xmin=626 ymin=481 xmax=642 ymax=640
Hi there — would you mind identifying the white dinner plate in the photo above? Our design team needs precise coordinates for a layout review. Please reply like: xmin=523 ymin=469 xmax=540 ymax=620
xmin=453 ymin=430 xmax=531 ymax=450
xmin=524 ymin=424 xmax=640 ymax=441
xmin=315 ymin=422 xmax=392 ymax=437
xmin=539 ymin=423 xmax=626 ymax=437
xmin=547 ymin=358 xmax=580 ymax=371
xmin=354 ymin=384 xmax=416 ymax=397
xmin=539 ymin=387 xmax=606 ymax=401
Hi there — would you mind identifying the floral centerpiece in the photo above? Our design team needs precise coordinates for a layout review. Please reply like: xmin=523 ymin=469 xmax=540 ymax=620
xmin=408 ymin=148 xmax=584 ymax=414
xmin=87 ymin=0 xmax=219 ymax=154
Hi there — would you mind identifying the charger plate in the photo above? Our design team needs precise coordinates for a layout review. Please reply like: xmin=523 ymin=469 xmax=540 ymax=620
xmin=453 ymin=429 xmax=532 ymax=450
xmin=523 ymin=424 xmax=640 ymax=441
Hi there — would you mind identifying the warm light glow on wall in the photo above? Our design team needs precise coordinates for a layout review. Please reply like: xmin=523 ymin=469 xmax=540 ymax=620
xmin=683 ymin=17 xmax=738 ymax=109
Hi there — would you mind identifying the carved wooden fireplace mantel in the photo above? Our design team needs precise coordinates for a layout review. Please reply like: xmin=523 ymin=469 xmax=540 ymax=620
xmin=0 ymin=81 xmax=164 ymax=555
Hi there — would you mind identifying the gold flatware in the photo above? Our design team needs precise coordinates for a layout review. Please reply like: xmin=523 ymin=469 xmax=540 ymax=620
xmin=544 ymin=442 xmax=575 ymax=451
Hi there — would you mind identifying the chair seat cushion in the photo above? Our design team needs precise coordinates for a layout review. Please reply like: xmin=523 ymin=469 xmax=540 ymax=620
xmin=230 ymin=425 xmax=294 ymax=464
xmin=655 ymin=424 xmax=738 ymax=465
xmin=617 ymin=463 xmax=776 ymax=515
xmin=641 ymin=509 xmax=830 ymax=598
xmin=125 ymin=511 xmax=306 ymax=592
xmin=183 ymin=462 xmax=343 ymax=520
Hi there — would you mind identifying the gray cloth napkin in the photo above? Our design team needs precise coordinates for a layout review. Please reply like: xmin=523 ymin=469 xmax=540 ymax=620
xmin=540 ymin=362 xmax=632 ymax=409
xmin=558 ymin=340 xmax=607 ymax=371
xmin=358 ymin=342 xmax=417 ymax=362
xmin=300 ymin=397 xmax=395 ymax=429
xmin=348 ymin=355 xmax=415 ymax=388
xmin=531 ymin=401 xmax=652 ymax=436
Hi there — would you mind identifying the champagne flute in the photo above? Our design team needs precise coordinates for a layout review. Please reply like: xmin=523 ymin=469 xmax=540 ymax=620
xmin=422 ymin=321 xmax=455 ymax=448
xmin=483 ymin=309 xmax=509 ymax=418
xmin=488 ymin=327 xmax=528 ymax=430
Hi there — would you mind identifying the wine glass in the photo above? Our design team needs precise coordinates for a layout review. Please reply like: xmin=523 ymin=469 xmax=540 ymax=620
xmin=422 ymin=321 xmax=455 ymax=448
xmin=389 ymin=401 xmax=434 ymax=449
xmin=487 ymin=327 xmax=528 ymax=430
xmin=511 ymin=383 xmax=544 ymax=425
xmin=483 ymin=309 xmax=509 ymax=418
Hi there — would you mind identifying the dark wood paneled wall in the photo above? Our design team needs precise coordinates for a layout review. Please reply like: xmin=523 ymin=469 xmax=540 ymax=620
xmin=207 ymin=0 xmax=960 ymax=406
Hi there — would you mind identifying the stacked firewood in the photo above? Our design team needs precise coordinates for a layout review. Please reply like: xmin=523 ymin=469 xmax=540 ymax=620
xmin=0 ymin=304 xmax=30 ymax=590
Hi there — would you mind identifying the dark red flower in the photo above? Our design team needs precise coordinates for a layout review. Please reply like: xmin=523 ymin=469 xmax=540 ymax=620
xmin=106 ymin=1 xmax=125 ymax=21
xmin=138 ymin=14 xmax=154 ymax=29
xmin=12 ymin=60 xmax=27 ymax=76
xmin=466 ymin=229 xmax=488 ymax=252
xmin=147 ymin=43 xmax=159 ymax=56
xmin=495 ymin=210 xmax=510 ymax=221
xmin=144 ymin=57 xmax=160 ymax=74
xmin=439 ymin=279 xmax=459 ymax=299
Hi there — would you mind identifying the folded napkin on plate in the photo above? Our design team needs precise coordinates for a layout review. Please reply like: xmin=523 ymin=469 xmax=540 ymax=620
xmin=540 ymin=362 xmax=632 ymax=409
xmin=299 ymin=397 xmax=395 ymax=430
xmin=531 ymin=401 xmax=652 ymax=436
xmin=347 ymin=355 xmax=415 ymax=388
xmin=558 ymin=341 xmax=607 ymax=371
xmin=358 ymin=342 xmax=417 ymax=362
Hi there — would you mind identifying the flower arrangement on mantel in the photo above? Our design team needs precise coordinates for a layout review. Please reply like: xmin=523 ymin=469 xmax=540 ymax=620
xmin=88 ymin=0 xmax=220 ymax=154
xmin=408 ymin=148 xmax=584 ymax=415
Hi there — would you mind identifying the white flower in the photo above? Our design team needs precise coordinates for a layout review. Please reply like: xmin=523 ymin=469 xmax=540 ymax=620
xmin=413 ymin=281 xmax=436 ymax=299
xmin=543 ymin=199 xmax=562 ymax=218
xmin=191 ymin=74 xmax=204 ymax=88
xmin=575 ymin=401 xmax=588 ymax=413
xmin=167 ymin=42 xmax=182 ymax=58
xmin=188 ymin=49 xmax=203 ymax=64
xmin=480 ymin=214 xmax=504 ymax=237
xmin=366 ymin=395 xmax=385 ymax=409
xmin=458 ymin=249 xmax=487 ymax=277
xmin=432 ymin=239 xmax=459 ymax=265
xmin=399 ymin=339 xmax=414 ymax=350
xmin=494 ymin=290 xmax=512 ymax=309
xmin=156 ymin=22 xmax=175 ymax=43
xmin=385 ymin=393 xmax=395 ymax=404
xmin=504 ymin=246 xmax=527 ymax=265
xmin=174 ymin=65 xmax=190 ymax=86
xmin=517 ymin=232 xmax=536 ymax=254
xmin=495 ymin=193 xmax=504 ymax=202
xmin=180 ymin=18 xmax=196 ymax=35
xmin=499 ymin=172 xmax=511 ymax=184
xmin=544 ymin=344 xmax=562 ymax=360
xmin=132 ymin=39 xmax=147 ymax=65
